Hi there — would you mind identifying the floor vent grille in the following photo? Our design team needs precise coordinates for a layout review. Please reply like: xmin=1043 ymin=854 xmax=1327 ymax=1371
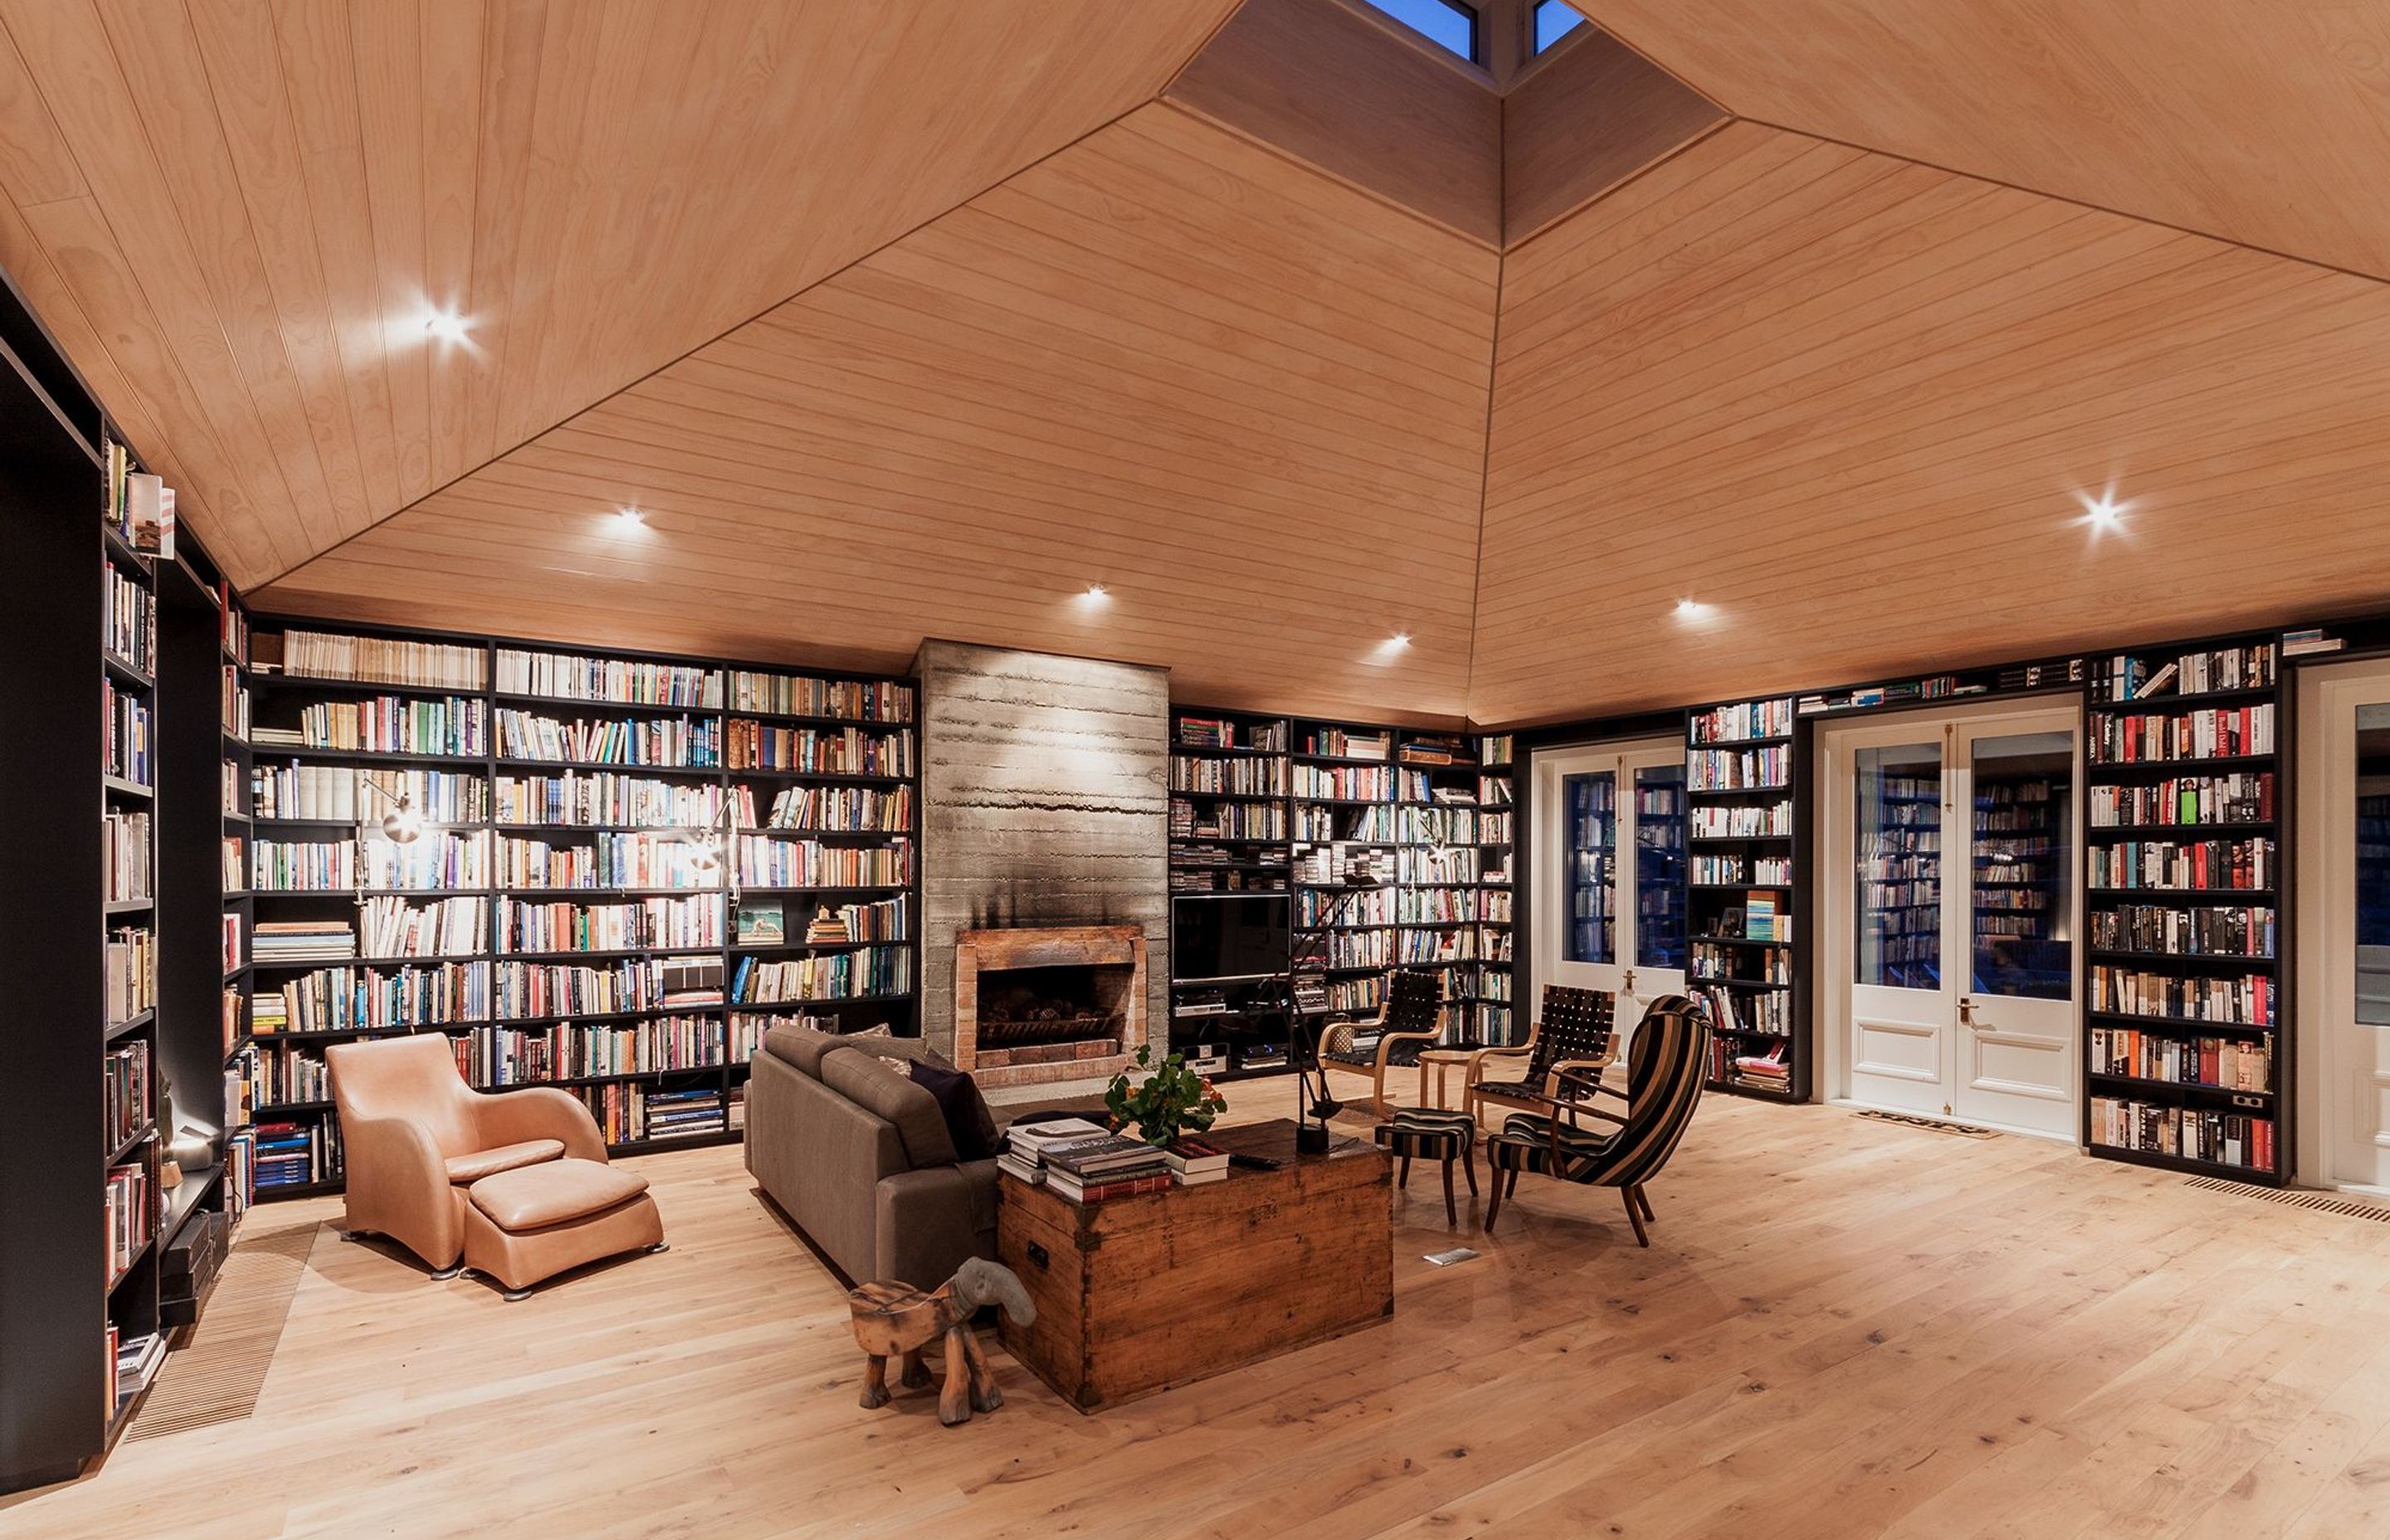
xmin=2183 ymin=1176 xmax=2390 ymax=1220
xmin=127 ymin=1220 xmax=319 ymax=1441
xmin=1852 ymin=1109 xmax=1999 ymax=1139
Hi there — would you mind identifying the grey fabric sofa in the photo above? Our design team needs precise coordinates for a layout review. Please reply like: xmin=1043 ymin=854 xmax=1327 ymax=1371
xmin=743 ymin=1025 xmax=1001 ymax=1288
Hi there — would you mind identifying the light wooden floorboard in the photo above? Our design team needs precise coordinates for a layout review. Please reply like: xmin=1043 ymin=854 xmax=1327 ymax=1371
xmin=10 ymin=1070 xmax=2390 ymax=1539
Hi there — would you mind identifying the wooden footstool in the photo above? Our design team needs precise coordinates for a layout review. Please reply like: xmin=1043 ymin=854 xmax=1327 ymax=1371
xmin=462 ymin=1157 xmax=666 ymax=1300
xmin=1371 ymin=1108 xmax=1478 ymax=1226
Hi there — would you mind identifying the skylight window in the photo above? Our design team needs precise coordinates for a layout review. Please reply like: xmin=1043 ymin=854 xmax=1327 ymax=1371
xmin=1354 ymin=0 xmax=1479 ymax=62
xmin=1533 ymin=0 xmax=1587 ymax=53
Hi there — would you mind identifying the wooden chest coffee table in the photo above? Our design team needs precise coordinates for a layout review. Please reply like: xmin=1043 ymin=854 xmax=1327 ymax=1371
xmin=997 ymin=1122 xmax=1392 ymax=1411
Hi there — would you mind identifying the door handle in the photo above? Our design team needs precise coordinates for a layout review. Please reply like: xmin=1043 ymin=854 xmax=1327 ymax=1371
xmin=1622 ymin=967 xmax=1636 ymax=993
xmin=1958 ymin=997 xmax=1983 ymax=1029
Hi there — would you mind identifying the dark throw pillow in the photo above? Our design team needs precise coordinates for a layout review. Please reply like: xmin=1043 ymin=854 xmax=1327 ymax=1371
xmin=908 ymin=1059 xmax=1000 ymax=1161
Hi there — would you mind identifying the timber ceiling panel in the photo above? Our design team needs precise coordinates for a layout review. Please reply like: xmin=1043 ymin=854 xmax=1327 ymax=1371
xmin=0 ymin=0 xmax=1236 ymax=587
xmin=1472 ymin=120 xmax=2390 ymax=725
xmin=256 ymin=103 xmax=1501 ymax=724
xmin=1577 ymin=0 xmax=2390 ymax=280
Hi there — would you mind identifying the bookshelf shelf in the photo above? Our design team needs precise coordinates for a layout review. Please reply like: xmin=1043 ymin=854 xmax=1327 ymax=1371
xmin=235 ymin=623 xmax=921 ymax=1201
xmin=1685 ymin=696 xmax=1805 ymax=1099
xmin=2084 ymin=638 xmax=2285 ymax=1186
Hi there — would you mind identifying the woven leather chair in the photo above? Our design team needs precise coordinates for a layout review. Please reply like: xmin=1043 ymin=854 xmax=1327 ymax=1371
xmin=1319 ymin=968 xmax=1447 ymax=1117
xmin=1463 ymin=984 xmax=1615 ymax=1129
xmin=1480 ymin=995 xmax=1710 ymax=1243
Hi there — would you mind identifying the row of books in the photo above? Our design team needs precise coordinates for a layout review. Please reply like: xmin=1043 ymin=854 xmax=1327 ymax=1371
xmin=1689 ymin=746 xmax=1791 ymax=792
xmin=729 ymin=947 xmax=911 ymax=1004
xmin=726 ymin=671 xmax=913 ymax=723
xmin=1693 ymin=938 xmax=1791 ymax=982
xmin=251 ymin=962 xmax=491 ymax=1034
xmin=2090 ymin=772 xmax=2272 ymax=829
xmin=721 ymin=721 xmax=912 ymax=777
xmin=2091 ymin=967 xmax=2273 ymax=1027
xmin=451 ymin=1016 xmax=729 ymax=1084
xmin=496 ymin=709 xmax=719 ymax=768
xmin=1691 ymin=855 xmax=1793 ymax=885
xmin=103 ymin=559 xmax=157 ymax=675
xmin=2099 ymin=645 xmax=2275 ymax=703
xmin=234 ymin=1044 xmax=332 ymax=1108
xmin=497 ymin=647 xmax=718 ymax=708
xmin=1304 ymin=729 xmax=1388 ymax=761
xmin=105 ymin=1162 xmax=151 ymax=1280
xmin=103 ymin=678 xmax=152 ymax=787
xmin=1400 ymin=846 xmax=1481 ymax=885
xmin=1172 ymin=757 xmax=1287 ymax=796
xmin=730 ymin=835 xmax=912 ymax=889
xmin=1294 ymin=805 xmax=1395 ymax=843
xmin=494 ymin=772 xmax=727 ymax=829
xmin=577 ymin=1084 xmax=724 ymax=1143
xmin=2089 ymin=838 xmax=2274 ymax=892
xmin=105 ymin=811 xmax=151 ymax=903
xmin=2090 ymin=903 xmax=2273 ymax=958
xmin=1174 ymin=799 xmax=1287 ymax=841
xmin=1690 ymin=699 xmax=1792 ymax=743
xmin=1176 ymin=715 xmax=1281 ymax=750
xmin=1294 ymin=764 xmax=1393 ymax=801
xmin=495 ymin=834 xmax=714 ymax=891
xmin=254 ymin=834 xmax=487 ymax=892
xmin=492 ymin=955 xmax=722 ymax=1018
xmin=105 ymin=1040 xmax=150 ymax=1153
xmin=103 ymin=1328 xmax=166 ymax=1423
xmin=504 ymin=894 xmax=719 ymax=954
xmin=2089 ymin=1027 xmax=2270 ymax=1090
xmin=105 ymin=925 xmax=156 ymax=1024
xmin=2091 ymin=1097 xmax=2273 ymax=1171
xmin=222 ymin=666 xmax=249 ymax=738
xmin=762 ymin=783 xmax=913 ymax=833
xmin=253 ymin=765 xmax=489 ymax=823
xmin=1692 ymin=983 xmax=1790 ymax=1036
xmin=2089 ymin=704 xmax=2275 ymax=763
xmin=257 ymin=694 xmax=489 ymax=757
xmin=271 ymin=630 xmax=484 ymax=690
xmin=1691 ymin=802 xmax=1792 ymax=839
xmin=251 ymin=1118 xmax=341 ymax=1188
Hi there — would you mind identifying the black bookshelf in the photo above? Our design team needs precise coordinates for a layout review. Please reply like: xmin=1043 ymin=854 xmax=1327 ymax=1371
xmin=1684 ymin=696 xmax=1807 ymax=1101
xmin=1466 ymin=733 xmax=1517 ymax=1045
xmin=1166 ymin=706 xmax=1295 ymax=1079
xmin=232 ymin=621 xmax=921 ymax=1197
xmin=2083 ymin=636 xmax=2286 ymax=1186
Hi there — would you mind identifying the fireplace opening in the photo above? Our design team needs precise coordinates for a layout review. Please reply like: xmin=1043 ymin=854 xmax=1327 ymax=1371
xmin=954 ymin=924 xmax=1147 ymax=1088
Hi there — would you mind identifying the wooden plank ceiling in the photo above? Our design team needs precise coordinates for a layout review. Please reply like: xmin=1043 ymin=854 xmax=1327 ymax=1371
xmin=1575 ymin=0 xmax=2390 ymax=280
xmin=256 ymin=103 xmax=1501 ymax=724
xmin=0 ymin=0 xmax=1236 ymax=587
xmin=1472 ymin=120 xmax=2390 ymax=725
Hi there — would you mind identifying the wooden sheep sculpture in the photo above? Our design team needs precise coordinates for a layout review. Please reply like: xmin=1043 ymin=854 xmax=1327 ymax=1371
xmin=848 ymin=1257 xmax=1038 ymax=1426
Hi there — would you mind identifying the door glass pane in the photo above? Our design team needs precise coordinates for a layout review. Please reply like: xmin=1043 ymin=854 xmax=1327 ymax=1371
xmin=2359 ymin=706 xmax=2390 ymax=1023
xmin=1856 ymin=744 xmax=1940 ymax=988
xmin=1634 ymin=763 xmax=1687 ymax=969
xmin=1973 ymin=731 xmax=2073 ymax=1000
xmin=1564 ymin=771 xmax=1616 ymax=963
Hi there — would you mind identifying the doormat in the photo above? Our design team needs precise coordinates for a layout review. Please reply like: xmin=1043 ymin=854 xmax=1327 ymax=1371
xmin=127 ymin=1218 xmax=319 ymax=1441
xmin=2183 ymin=1176 xmax=2390 ymax=1221
xmin=1853 ymin=1109 xmax=2000 ymax=1140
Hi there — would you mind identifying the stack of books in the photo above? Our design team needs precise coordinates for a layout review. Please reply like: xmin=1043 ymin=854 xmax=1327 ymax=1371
xmin=1730 ymin=1044 xmax=1791 ymax=1093
xmin=254 ymin=920 xmax=357 ymax=965
xmin=1043 ymin=1136 xmax=1173 ymax=1204
xmin=1165 ymin=1138 xmax=1230 ymax=1187
xmin=996 ymin=1117 xmax=1108 ymax=1185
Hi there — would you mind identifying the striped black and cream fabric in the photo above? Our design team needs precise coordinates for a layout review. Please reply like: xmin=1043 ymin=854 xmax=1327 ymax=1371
xmin=1372 ymin=1106 xmax=1475 ymax=1161
xmin=1485 ymin=996 xmax=1710 ymax=1191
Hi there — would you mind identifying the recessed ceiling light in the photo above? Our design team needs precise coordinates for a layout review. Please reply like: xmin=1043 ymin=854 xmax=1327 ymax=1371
xmin=1675 ymin=597 xmax=1701 ymax=617
xmin=2081 ymin=490 xmax=2125 ymax=529
xmin=1390 ymin=631 xmax=1411 ymax=648
xmin=422 ymin=308 xmax=470 ymax=344
xmin=610 ymin=506 xmax=646 ymax=531
xmin=1084 ymin=584 xmax=1109 ymax=602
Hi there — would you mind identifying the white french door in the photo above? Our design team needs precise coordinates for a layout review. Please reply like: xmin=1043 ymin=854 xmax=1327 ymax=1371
xmin=1531 ymin=738 xmax=1690 ymax=1051
xmin=1820 ymin=704 xmax=2082 ymax=1138
xmin=2297 ymin=659 xmax=2390 ymax=1194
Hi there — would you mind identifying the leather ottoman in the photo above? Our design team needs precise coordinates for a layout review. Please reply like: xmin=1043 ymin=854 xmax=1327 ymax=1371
xmin=462 ymin=1157 xmax=666 ymax=1299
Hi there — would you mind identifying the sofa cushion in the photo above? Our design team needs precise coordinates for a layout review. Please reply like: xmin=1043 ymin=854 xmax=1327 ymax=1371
xmin=907 ymin=1059 xmax=1000 ymax=1160
xmin=468 ymin=1157 xmax=650 ymax=1231
xmin=444 ymin=1138 xmax=566 ymax=1184
xmin=761 ymin=1024 xmax=851 ymax=1079
xmin=823 ymin=1051 xmax=958 ymax=1167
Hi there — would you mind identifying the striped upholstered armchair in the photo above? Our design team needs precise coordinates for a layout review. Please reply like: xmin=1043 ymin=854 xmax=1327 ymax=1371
xmin=1480 ymin=995 xmax=1710 ymax=1244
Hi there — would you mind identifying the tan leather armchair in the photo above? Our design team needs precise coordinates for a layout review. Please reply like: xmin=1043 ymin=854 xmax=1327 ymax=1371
xmin=328 ymin=1035 xmax=606 ymax=1275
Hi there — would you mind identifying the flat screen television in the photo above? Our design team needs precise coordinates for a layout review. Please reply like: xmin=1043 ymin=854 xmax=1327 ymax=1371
xmin=1172 ymin=894 xmax=1290 ymax=981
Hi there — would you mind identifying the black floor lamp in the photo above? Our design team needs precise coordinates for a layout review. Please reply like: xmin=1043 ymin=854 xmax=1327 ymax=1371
xmin=1288 ymin=870 xmax=1387 ymax=1153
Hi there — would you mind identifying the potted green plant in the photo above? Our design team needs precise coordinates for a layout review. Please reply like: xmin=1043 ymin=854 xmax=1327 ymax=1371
xmin=1103 ymin=1044 xmax=1228 ymax=1147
